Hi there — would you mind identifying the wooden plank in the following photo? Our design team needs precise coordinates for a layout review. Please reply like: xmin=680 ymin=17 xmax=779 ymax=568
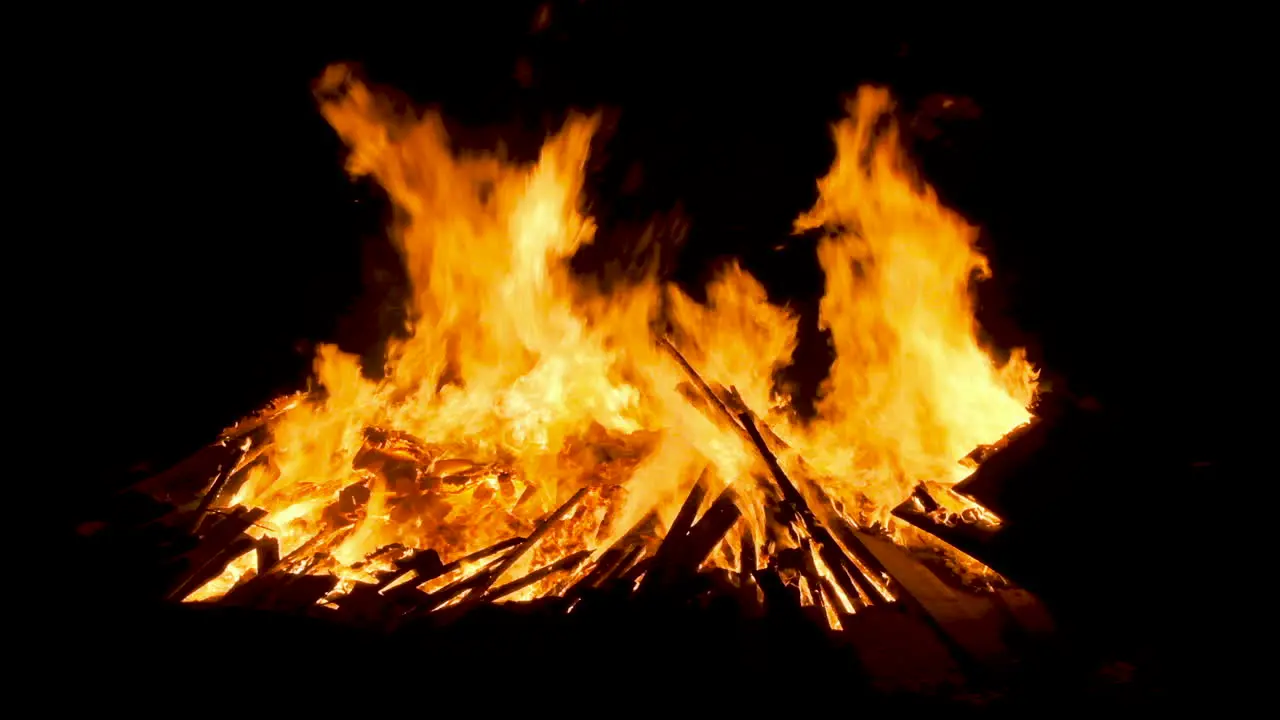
xmin=993 ymin=587 xmax=1055 ymax=638
xmin=565 ymin=512 xmax=656 ymax=599
xmin=166 ymin=507 xmax=267 ymax=600
xmin=256 ymin=537 xmax=280 ymax=573
xmin=635 ymin=473 xmax=708 ymax=594
xmin=841 ymin=604 xmax=966 ymax=694
xmin=739 ymin=413 xmax=873 ymax=619
xmin=890 ymin=489 xmax=1001 ymax=570
xmin=852 ymin=531 xmax=1010 ymax=665
xmin=263 ymin=574 xmax=340 ymax=612
xmin=677 ymin=488 xmax=742 ymax=573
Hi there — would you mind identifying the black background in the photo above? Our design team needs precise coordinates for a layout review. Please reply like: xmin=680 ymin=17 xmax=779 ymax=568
xmin=50 ymin=3 xmax=1238 ymax=490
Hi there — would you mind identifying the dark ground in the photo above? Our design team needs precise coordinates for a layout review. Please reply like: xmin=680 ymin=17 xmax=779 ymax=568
xmin=34 ymin=3 xmax=1242 ymax=706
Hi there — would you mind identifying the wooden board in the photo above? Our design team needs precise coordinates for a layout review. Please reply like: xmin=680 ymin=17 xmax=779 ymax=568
xmin=853 ymin=531 xmax=1011 ymax=665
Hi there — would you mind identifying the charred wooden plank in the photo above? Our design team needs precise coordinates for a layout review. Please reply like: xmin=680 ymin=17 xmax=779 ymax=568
xmin=220 ymin=569 xmax=291 ymax=607
xmin=565 ymin=512 xmax=656 ymax=599
xmin=262 ymin=574 xmax=340 ymax=612
xmin=564 ymin=547 xmax=626 ymax=600
xmin=189 ymin=445 xmax=251 ymax=533
xmin=169 ymin=534 xmax=257 ymax=601
xmin=126 ymin=442 xmax=242 ymax=507
xmin=716 ymin=394 xmax=888 ymax=596
xmin=664 ymin=343 xmax=877 ymax=606
xmin=841 ymin=604 xmax=966 ymax=694
xmin=416 ymin=564 xmax=504 ymax=613
xmin=616 ymin=556 xmax=651 ymax=589
xmin=950 ymin=419 xmax=1047 ymax=519
xmin=806 ymin=502 xmax=896 ymax=602
xmin=218 ymin=393 xmax=306 ymax=444
xmin=755 ymin=566 xmax=805 ymax=619
xmin=385 ymin=538 xmax=524 ymax=602
xmin=331 ymin=582 xmax=389 ymax=625
xmin=663 ymin=471 xmax=709 ymax=550
xmin=256 ymin=537 xmax=280 ymax=574
xmin=664 ymin=487 xmax=742 ymax=579
xmin=635 ymin=472 xmax=708 ymax=594
xmin=484 ymin=550 xmax=592 ymax=602
xmin=739 ymin=530 xmax=757 ymax=579
xmin=166 ymin=507 xmax=267 ymax=600
xmin=375 ymin=548 xmax=444 ymax=591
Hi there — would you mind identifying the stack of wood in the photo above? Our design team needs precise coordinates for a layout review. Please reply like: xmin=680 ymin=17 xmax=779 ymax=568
xmin=69 ymin=343 xmax=1074 ymax=700
xmin=75 ymin=439 xmax=1056 ymax=695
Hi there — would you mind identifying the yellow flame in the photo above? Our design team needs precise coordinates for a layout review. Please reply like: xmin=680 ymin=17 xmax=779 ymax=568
xmin=791 ymin=87 xmax=1037 ymax=514
xmin=190 ymin=69 xmax=1035 ymax=602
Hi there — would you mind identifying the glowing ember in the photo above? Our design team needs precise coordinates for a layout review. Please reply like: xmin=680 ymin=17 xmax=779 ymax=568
xmin=180 ymin=66 xmax=1036 ymax=609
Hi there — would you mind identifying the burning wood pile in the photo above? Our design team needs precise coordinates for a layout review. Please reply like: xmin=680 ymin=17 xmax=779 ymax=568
xmin=78 ymin=65 xmax=1058 ymax=695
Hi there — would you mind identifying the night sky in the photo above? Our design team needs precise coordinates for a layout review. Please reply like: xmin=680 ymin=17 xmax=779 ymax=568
xmin=59 ymin=4 xmax=1234 ymax=490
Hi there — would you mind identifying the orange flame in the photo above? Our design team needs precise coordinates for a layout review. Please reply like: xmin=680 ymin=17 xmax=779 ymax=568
xmin=186 ymin=68 xmax=1035 ymax=603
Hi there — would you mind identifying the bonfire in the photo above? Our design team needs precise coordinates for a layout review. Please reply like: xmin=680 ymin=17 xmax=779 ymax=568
xmin=124 ymin=64 xmax=1038 ymax=633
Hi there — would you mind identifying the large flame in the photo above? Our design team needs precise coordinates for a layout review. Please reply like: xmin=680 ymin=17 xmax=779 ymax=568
xmin=791 ymin=87 xmax=1038 ymax=511
xmin=188 ymin=68 xmax=1035 ymax=602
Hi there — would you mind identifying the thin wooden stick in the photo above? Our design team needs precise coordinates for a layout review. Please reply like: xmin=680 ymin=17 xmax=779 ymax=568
xmin=565 ymin=512 xmax=656 ymax=599
xmin=380 ymin=536 xmax=522 ymax=594
xmin=468 ymin=487 xmax=590 ymax=598
xmin=738 ymin=412 xmax=875 ymax=616
xmin=189 ymin=444 xmax=250 ymax=533
xmin=409 ymin=551 xmax=516 ymax=614
xmin=660 ymin=337 xmax=757 ymax=442
xmin=484 ymin=550 xmax=592 ymax=602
